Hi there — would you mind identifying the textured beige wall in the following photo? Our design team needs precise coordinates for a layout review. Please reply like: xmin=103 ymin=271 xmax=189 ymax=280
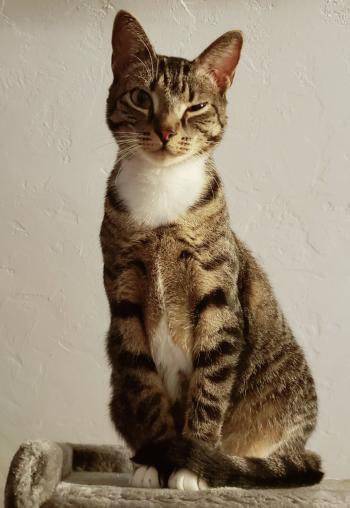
xmin=1 ymin=0 xmax=350 ymax=495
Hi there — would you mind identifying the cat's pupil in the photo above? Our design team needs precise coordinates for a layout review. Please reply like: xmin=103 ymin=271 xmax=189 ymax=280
xmin=131 ymin=89 xmax=151 ymax=109
xmin=188 ymin=102 xmax=207 ymax=112
xmin=136 ymin=90 xmax=150 ymax=108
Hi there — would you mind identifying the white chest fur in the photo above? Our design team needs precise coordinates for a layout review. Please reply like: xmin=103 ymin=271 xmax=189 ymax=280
xmin=150 ymin=268 xmax=192 ymax=402
xmin=115 ymin=154 xmax=207 ymax=227
xmin=151 ymin=312 xmax=192 ymax=403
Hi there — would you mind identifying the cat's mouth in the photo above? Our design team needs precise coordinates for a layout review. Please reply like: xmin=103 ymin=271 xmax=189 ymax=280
xmin=158 ymin=145 xmax=175 ymax=156
xmin=140 ymin=146 xmax=188 ymax=167
xmin=150 ymin=147 xmax=176 ymax=161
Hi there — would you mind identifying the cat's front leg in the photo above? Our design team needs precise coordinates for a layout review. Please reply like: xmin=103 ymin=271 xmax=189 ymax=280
xmin=132 ymin=296 xmax=244 ymax=490
xmin=183 ymin=291 xmax=243 ymax=445
xmin=107 ymin=316 xmax=177 ymax=488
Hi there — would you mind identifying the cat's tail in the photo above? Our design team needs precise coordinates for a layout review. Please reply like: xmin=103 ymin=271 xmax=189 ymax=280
xmin=132 ymin=437 xmax=323 ymax=488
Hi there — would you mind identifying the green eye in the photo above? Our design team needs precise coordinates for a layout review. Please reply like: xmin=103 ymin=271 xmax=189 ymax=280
xmin=130 ymin=89 xmax=152 ymax=109
xmin=187 ymin=102 xmax=208 ymax=112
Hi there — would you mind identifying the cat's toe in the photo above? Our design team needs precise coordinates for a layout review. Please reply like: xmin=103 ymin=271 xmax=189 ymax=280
xmin=130 ymin=466 xmax=160 ymax=488
xmin=198 ymin=478 xmax=209 ymax=490
xmin=142 ymin=466 xmax=160 ymax=488
xmin=130 ymin=465 xmax=147 ymax=487
xmin=168 ymin=468 xmax=207 ymax=491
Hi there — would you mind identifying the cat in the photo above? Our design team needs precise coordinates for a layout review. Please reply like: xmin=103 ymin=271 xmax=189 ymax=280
xmin=100 ymin=10 xmax=323 ymax=490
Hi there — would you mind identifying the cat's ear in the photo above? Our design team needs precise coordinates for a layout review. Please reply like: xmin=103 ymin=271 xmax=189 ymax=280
xmin=194 ymin=31 xmax=243 ymax=93
xmin=111 ymin=10 xmax=155 ymax=79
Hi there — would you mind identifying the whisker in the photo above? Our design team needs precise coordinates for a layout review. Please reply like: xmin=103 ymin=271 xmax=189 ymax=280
xmin=135 ymin=32 xmax=155 ymax=80
xmin=134 ymin=54 xmax=153 ymax=82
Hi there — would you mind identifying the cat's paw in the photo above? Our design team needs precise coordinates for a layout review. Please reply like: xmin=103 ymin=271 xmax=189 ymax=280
xmin=130 ymin=466 xmax=161 ymax=488
xmin=168 ymin=468 xmax=208 ymax=491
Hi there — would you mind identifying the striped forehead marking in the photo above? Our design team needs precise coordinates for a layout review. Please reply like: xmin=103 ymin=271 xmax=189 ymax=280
xmin=150 ymin=56 xmax=194 ymax=98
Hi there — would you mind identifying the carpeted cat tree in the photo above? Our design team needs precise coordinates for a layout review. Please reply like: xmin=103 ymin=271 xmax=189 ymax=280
xmin=5 ymin=440 xmax=350 ymax=507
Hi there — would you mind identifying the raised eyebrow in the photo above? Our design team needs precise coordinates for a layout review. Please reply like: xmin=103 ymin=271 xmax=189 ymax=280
xmin=174 ymin=102 xmax=187 ymax=117
xmin=150 ymin=91 xmax=159 ymax=114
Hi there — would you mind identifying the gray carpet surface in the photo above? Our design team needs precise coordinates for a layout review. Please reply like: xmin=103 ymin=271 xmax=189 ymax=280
xmin=5 ymin=440 xmax=350 ymax=507
xmin=48 ymin=474 xmax=350 ymax=508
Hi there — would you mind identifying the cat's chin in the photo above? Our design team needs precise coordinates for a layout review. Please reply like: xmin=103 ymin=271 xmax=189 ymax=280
xmin=139 ymin=148 xmax=191 ymax=168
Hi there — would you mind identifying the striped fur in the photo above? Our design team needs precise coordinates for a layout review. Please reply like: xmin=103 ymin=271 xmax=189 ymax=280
xmin=100 ymin=10 xmax=323 ymax=489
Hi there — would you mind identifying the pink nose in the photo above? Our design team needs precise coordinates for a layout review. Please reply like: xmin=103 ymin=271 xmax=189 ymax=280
xmin=161 ymin=130 xmax=172 ymax=142
xmin=155 ymin=126 xmax=176 ymax=144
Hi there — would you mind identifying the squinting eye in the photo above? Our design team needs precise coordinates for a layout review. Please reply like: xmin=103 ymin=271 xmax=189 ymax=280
xmin=187 ymin=102 xmax=208 ymax=112
xmin=130 ymin=89 xmax=152 ymax=109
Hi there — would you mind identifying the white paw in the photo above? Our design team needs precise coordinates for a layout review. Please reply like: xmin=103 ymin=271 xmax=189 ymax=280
xmin=130 ymin=466 xmax=160 ymax=488
xmin=168 ymin=468 xmax=208 ymax=491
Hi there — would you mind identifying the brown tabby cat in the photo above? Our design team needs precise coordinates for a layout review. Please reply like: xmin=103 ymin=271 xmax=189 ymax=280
xmin=100 ymin=10 xmax=323 ymax=490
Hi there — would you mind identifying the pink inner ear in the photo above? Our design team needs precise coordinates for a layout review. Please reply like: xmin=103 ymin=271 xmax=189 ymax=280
xmin=211 ymin=66 xmax=231 ymax=92
xmin=211 ymin=50 xmax=240 ymax=91
xmin=196 ymin=31 xmax=242 ymax=92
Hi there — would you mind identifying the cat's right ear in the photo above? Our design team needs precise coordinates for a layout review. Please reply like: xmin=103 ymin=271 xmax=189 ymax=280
xmin=111 ymin=11 xmax=155 ymax=80
xmin=194 ymin=31 xmax=243 ymax=94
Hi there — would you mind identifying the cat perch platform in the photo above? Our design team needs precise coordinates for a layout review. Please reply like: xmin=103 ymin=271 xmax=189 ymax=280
xmin=5 ymin=440 xmax=350 ymax=507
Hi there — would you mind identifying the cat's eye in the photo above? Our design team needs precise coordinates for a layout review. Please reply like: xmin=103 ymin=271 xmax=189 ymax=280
xmin=187 ymin=102 xmax=208 ymax=113
xmin=130 ymin=89 xmax=152 ymax=110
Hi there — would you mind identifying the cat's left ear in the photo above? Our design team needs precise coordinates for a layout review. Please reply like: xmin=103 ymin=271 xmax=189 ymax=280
xmin=111 ymin=10 xmax=156 ymax=80
xmin=194 ymin=31 xmax=243 ymax=93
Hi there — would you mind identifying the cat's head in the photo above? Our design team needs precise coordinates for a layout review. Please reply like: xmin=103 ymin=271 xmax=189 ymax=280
xmin=107 ymin=11 xmax=243 ymax=167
